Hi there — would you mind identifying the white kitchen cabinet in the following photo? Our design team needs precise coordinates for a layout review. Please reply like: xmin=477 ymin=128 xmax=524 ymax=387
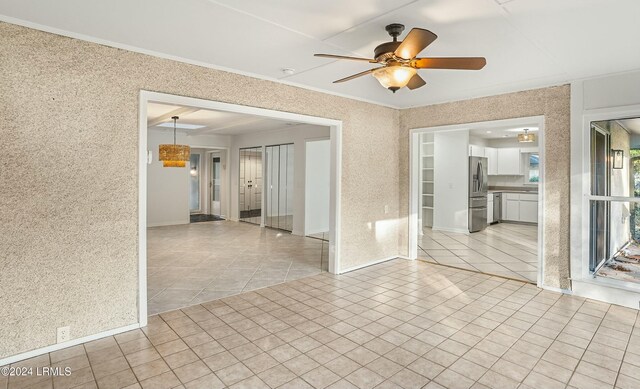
xmin=500 ymin=192 xmax=538 ymax=223
xmin=469 ymin=144 xmax=485 ymax=157
xmin=485 ymin=147 xmax=498 ymax=175
xmin=519 ymin=200 xmax=538 ymax=223
xmin=505 ymin=199 xmax=520 ymax=221
xmin=487 ymin=196 xmax=494 ymax=224
xmin=497 ymin=148 xmax=522 ymax=175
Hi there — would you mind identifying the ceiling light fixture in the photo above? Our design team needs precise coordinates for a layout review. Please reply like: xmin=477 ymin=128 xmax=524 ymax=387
xmin=518 ymin=128 xmax=536 ymax=143
xmin=314 ymin=23 xmax=486 ymax=93
xmin=372 ymin=65 xmax=417 ymax=93
xmin=159 ymin=116 xmax=190 ymax=168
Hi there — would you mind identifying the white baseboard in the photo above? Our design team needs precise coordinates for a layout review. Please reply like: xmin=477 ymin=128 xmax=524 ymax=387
xmin=147 ymin=220 xmax=189 ymax=227
xmin=339 ymin=256 xmax=398 ymax=274
xmin=539 ymin=284 xmax=572 ymax=294
xmin=0 ymin=323 xmax=141 ymax=367
xmin=432 ymin=226 xmax=469 ymax=235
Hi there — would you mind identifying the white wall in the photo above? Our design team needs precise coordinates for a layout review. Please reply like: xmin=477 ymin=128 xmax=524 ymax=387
xmin=147 ymin=130 xmax=230 ymax=227
xmin=433 ymin=130 xmax=469 ymax=233
xmin=230 ymin=124 xmax=330 ymax=236
xmin=305 ymin=139 xmax=331 ymax=234
xmin=147 ymin=131 xmax=191 ymax=226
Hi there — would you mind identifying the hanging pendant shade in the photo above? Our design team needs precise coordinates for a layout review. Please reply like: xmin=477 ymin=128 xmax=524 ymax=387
xmin=159 ymin=116 xmax=190 ymax=167
xmin=517 ymin=128 xmax=536 ymax=143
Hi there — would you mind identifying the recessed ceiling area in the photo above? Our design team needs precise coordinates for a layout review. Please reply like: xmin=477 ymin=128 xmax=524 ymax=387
xmin=147 ymin=102 xmax=304 ymax=135
xmin=1 ymin=0 xmax=638 ymax=108
xmin=469 ymin=125 xmax=539 ymax=139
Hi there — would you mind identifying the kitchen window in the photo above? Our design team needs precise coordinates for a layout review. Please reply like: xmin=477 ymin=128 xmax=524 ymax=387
xmin=526 ymin=153 xmax=539 ymax=184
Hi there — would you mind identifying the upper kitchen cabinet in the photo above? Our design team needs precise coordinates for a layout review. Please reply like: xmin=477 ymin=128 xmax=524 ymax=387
xmin=485 ymin=147 xmax=498 ymax=175
xmin=497 ymin=148 xmax=521 ymax=175
xmin=469 ymin=144 xmax=485 ymax=157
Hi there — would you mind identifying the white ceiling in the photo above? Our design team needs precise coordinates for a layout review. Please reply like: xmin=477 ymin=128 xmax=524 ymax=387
xmin=618 ymin=118 xmax=640 ymax=135
xmin=147 ymin=102 xmax=304 ymax=135
xmin=2 ymin=0 xmax=639 ymax=108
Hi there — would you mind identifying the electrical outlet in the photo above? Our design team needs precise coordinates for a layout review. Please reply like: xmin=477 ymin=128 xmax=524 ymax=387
xmin=57 ymin=326 xmax=70 ymax=344
xmin=384 ymin=205 xmax=389 ymax=214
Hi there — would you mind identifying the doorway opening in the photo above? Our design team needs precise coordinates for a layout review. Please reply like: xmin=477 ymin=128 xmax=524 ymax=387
xmin=189 ymin=148 xmax=226 ymax=223
xmin=409 ymin=116 xmax=545 ymax=286
xmin=138 ymin=91 xmax=341 ymax=320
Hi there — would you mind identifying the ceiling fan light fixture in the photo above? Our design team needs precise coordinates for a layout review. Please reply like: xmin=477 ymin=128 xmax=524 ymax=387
xmin=517 ymin=128 xmax=536 ymax=143
xmin=373 ymin=65 xmax=417 ymax=92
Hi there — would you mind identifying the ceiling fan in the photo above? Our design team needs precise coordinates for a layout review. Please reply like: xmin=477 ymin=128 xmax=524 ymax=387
xmin=314 ymin=23 xmax=486 ymax=93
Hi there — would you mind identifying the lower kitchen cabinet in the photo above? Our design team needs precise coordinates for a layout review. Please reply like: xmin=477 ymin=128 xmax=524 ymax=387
xmin=519 ymin=199 xmax=538 ymax=223
xmin=505 ymin=199 xmax=520 ymax=221
xmin=501 ymin=192 xmax=538 ymax=223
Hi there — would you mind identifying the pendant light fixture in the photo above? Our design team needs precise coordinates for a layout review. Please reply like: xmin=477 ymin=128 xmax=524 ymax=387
xmin=159 ymin=116 xmax=190 ymax=167
xmin=518 ymin=128 xmax=536 ymax=143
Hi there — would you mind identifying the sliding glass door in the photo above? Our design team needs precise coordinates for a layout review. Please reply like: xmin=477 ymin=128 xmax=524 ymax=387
xmin=590 ymin=125 xmax=610 ymax=271
xmin=588 ymin=118 xmax=640 ymax=276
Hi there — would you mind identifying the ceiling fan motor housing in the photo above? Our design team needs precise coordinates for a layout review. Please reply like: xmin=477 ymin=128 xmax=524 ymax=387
xmin=375 ymin=23 xmax=405 ymax=62
xmin=374 ymin=41 xmax=401 ymax=62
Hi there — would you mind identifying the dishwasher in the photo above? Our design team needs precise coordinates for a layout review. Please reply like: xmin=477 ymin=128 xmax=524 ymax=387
xmin=493 ymin=192 xmax=502 ymax=223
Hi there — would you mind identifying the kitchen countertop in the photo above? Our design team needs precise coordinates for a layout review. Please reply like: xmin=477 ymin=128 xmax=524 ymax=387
xmin=488 ymin=190 xmax=538 ymax=194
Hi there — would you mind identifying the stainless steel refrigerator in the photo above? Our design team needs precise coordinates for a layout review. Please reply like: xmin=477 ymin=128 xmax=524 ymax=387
xmin=469 ymin=156 xmax=488 ymax=233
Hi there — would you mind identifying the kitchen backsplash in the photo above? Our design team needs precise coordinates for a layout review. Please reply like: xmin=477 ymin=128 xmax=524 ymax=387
xmin=489 ymin=174 xmax=538 ymax=187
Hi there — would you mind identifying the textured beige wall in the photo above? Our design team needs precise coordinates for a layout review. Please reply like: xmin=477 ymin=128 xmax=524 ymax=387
xmin=399 ymin=85 xmax=572 ymax=289
xmin=0 ymin=22 xmax=400 ymax=358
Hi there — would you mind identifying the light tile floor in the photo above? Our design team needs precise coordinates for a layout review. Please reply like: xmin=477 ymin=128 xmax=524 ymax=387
xmin=147 ymin=221 xmax=328 ymax=315
xmin=418 ymin=223 xmax=538 ymax=283
xmin=4 ymin=259 xmax=640 ymax=389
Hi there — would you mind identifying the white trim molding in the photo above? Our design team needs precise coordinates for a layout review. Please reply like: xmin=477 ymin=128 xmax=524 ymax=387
xmin=339 ymin=256 xmax=398 ymax=274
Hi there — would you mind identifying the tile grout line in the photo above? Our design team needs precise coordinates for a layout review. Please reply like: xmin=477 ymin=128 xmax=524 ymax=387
xmin=609 ymin=309 xmax=639 ymax=389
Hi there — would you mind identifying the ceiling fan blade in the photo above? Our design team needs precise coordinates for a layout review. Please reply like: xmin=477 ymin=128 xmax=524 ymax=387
xmin=406 ymin=74 xmax=426 ymax=90
xmin=333 ymin=68 xmax=377 ymax=83
xmin=315 ymin=54 xmax=376 ymax=62
xmin=412 ymin=57 xmax=487 ymax=70
xmin=394 ymin=28 xmax=438 ymax=59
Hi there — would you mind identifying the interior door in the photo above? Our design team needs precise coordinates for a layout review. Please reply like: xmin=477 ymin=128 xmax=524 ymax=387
xmin=211 ymin=156 xmax=221 ymax=217
xmin=239 ymin=147 xmax=262 ymax=224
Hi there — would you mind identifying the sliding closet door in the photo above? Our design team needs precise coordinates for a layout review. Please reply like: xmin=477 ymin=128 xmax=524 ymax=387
xmin=265 ymin=144 xmax=294 ymax=231
xmin=239 ymin=147 xmax=262 ymax=225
